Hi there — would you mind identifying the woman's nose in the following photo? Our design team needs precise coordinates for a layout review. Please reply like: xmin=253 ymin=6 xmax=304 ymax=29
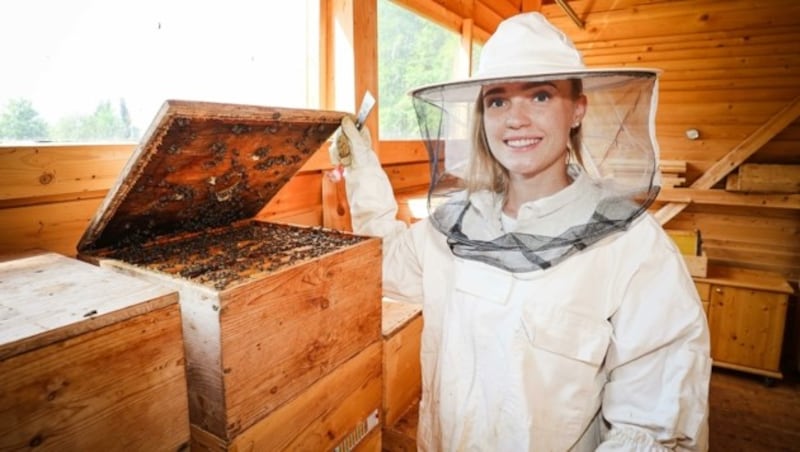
xmin=504 ymin=100 xmax=530 ymax=128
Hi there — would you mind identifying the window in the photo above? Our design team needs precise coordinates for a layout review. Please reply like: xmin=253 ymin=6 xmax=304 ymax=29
xmin=472 ymin=41 xmax=483 ymax=74
xmin=0 ymin=0 xmax=319 ymax=144
xmin=377 ymin=0 xmax=461 ymax=139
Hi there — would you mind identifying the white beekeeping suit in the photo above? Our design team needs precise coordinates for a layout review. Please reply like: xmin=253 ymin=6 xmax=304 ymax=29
xmin=331 ymin=12 xmax=710 ymax=451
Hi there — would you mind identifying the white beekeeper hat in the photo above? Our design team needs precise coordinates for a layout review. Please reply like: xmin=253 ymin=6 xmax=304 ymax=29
xmin=412 ymin=11 xmax=660 ymax=102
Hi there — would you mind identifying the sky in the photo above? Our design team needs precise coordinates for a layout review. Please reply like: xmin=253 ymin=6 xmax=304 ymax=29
xmin=1 ymin=0 xmax=317 ymax=132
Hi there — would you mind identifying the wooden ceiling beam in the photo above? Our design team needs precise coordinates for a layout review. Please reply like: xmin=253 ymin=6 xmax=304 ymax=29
xmin=394 ymin=0 xmax=529 ymax=37
xmin=478 ymin=0 xmax=520 ymax=19
xmin=521 ymin=0 xmax=543 ymax=12
xmin=554 ymin=0 xmax=584 ymax=29
xmin=394 ymin=0 xmax=465 ymax=33
xmin=473 ymin=2 xmax=505 ymax=33
xmin=657 ymin=188 xmax=800 ymax=210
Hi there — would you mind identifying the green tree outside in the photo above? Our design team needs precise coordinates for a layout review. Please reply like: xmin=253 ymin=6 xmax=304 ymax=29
xmin=0 ymin=98 xmax=49 ymax=141
xmin=50 ymin=100 xmax=137 ymax=142
xmin=0 ymin=98 xmax=139 ymax=143
xmin=378 ymin=0 xmax=460 ymax=139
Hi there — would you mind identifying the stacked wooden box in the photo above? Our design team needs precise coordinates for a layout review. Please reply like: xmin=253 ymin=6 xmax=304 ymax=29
xmin=381 ymin=298 xmax=423 ymax=451
xmin=0 ymin=251 xmax=189 ymax=451
xmin=77 ymin=100 xmax=383 ymax=450
xmin=666 ymin=228 xmax=708 ymax=278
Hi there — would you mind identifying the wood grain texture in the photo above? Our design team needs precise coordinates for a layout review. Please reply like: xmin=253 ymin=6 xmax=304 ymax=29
xmin=709 ymin=368 xmax=800 ymax=451
xmin=0 ymin=198 xmax=102 ymax=257
xmin=382 ymin=400 xmax=419 ymax=452
xmin=0 ymin=251 xmax=177 ymax=360
xmin=709 ymin=286 xmax=788 ymax=375
xmin=654 ymin=96 xmax=800 ymax=225
xmin=696 ymin=267 xmax=792 ymax=378
xmin=322 ymin=172 xmax=352 ymax=231
xmin=191 ymin=341 xmax=382 ymax=452
xmin=382 ymin=300 xmax=423 ymax=427
xmin=218 ymin=237 xmax=382 ymax=438
xmin=0 ymin=144 xmax=133 ymax=201
xmin=727 ymin=163 xmax=800 ymax=193
xmin=0 ymin=252 xmax=188 ymax=451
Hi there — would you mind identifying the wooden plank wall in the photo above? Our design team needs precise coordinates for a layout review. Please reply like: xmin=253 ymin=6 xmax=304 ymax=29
xmin=540 ymin=0 xmax=800 ymax=283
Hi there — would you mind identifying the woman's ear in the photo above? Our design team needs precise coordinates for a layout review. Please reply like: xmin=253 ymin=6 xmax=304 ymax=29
xmin=573 ymin=94 xmax=588 ymax=125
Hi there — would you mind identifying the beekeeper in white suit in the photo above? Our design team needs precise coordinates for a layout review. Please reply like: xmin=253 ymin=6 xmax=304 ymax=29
xmin=331 ymin=12 xmax=711 ymax=451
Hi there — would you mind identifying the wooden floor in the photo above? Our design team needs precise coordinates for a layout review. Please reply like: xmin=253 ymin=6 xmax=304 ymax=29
xmin=709 ymin=367 xmax=800 ymax=451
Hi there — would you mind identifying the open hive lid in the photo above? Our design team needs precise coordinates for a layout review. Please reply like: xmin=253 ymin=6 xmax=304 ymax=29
xmin=78 ymin=100 xmax=346 ymax=253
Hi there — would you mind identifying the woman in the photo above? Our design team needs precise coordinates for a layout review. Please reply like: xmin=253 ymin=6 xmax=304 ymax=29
xmin=332 ymin=12 xmax=710 ymax=451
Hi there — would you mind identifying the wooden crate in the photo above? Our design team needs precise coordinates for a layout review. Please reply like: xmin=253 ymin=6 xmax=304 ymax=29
xmin=665 ymin=229 xmax=707 ymax=277
xmin=665 ymin=228 xmax=701 ymax=256
xmin=77 ymin=100 xmax=383 ymax=450
xmin=192 ymin=342 xmax=383 ymax=451
xmin=0 ymin=251 xmax=189 ymax=451
xmin=683 ymin=252 xmax=708 ymax=278
xmin=381 ymin=299 xmax=422 ymax=427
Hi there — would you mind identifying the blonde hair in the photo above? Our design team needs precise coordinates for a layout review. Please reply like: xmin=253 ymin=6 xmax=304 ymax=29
xmin=465 ymin=79 xmax=584 ymax=195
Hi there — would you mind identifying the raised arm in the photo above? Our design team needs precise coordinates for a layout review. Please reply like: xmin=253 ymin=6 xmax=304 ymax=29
xmin=329 ymin=116 xmax=425 ymax=302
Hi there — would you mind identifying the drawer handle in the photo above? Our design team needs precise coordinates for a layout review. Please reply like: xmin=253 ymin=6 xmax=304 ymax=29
xmin=714 ymin=287 xmax=723 ymax=294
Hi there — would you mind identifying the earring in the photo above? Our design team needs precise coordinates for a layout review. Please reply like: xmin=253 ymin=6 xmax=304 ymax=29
xmin=572 ymin=122 xmax=580 ymax=129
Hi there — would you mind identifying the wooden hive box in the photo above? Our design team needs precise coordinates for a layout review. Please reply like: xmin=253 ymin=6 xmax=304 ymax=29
xmin=665 ymin=228 xmax=708 ymax=278
xmin=381 ymin=298 xmax=422 ymax=451
xmin=0 ymin=250 xmax=189 ymax=451
xmin=76 ymin=100 xmax=383 ymax=451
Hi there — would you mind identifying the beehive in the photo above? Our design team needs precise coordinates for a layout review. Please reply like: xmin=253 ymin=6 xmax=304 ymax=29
xmin=76 ymin=100 xmax=383 ymax=450
xmin=0 ymin=250 xmax=189 ymax=451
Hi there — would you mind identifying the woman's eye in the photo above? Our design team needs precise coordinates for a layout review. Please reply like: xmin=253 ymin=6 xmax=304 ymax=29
xmin=486 ymin=98 xmax=505 ymax=108
xmin=532 ymin=91 xmax=551 ymax=102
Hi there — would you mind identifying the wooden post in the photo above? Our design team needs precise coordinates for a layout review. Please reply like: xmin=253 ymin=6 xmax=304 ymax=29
xmin=322 ymin=172 xmax=352 ymax=231
xmin=321 ymin=0 xmax=378 ymax=231
xmin=328 ymin=0 xmax=379 ymax=145
xmin=458 ymin=18 xmax=474 ymax=77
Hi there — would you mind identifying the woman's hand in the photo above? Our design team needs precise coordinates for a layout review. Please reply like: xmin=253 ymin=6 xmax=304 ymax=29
xmin=329 ymin=115 xmax=379 ymax=170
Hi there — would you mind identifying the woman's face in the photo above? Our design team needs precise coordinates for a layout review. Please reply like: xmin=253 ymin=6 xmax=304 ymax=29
xmin=481 ymin=80 xmax=586 ymax=182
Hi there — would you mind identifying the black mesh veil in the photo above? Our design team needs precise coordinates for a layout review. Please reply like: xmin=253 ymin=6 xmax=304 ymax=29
xmin=410 ymin=72 xmax=662 ymax=272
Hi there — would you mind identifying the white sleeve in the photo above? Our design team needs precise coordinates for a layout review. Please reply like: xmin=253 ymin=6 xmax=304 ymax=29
xmin=344 ymin=164 xmax=425 ymax=303
xmin=598 ymin=227 xmax=712 ymax=451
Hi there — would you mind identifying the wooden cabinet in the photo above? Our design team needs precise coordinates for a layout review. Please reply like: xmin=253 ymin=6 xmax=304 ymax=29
xmin=695 ymin=267 xmax=793 ymax=380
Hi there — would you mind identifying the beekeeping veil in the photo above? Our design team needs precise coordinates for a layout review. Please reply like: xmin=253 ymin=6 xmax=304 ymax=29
xmin=410 ymin=12 xmax=662 ymax=272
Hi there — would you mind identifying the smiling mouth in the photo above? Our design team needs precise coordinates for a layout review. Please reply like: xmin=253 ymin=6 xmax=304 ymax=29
xmin=505 ymin=137 xmax=541 ymax=148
